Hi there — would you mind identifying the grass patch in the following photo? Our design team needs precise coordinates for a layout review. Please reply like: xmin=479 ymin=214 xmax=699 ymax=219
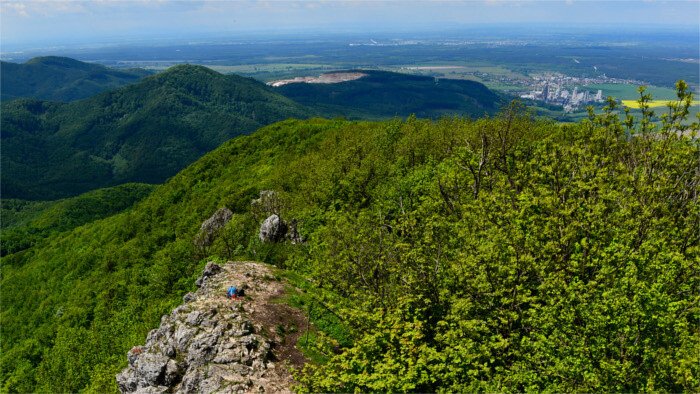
xmin=272 ymin=270 xmax=354 ymax=350
xmin=586 ymin=83 xmax=681 ymax=101
xmin=296 ymin=330 xmax=331 ymax=365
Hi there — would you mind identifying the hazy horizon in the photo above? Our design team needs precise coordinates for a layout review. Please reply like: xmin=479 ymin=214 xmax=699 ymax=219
xmin=2 ymin=1 xmax=699 ymax=53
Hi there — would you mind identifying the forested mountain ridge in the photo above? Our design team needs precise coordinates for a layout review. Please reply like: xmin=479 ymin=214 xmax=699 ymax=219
xmin=0 ymin=56 xmax=152 ymax=102
xmin=1 ymin=84 xmax=697 ymax=392
xmin=1 ymin=64 xmax=314 ymax=200
xmin=275 ymin=69 xmax=501 ymax=119
xmin=1 ymin=62 xmax=504 ymax=201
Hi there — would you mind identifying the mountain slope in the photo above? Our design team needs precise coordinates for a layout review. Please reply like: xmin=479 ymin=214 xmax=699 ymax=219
xmin=0 ymin=56 xmax=152 ymax=102
xmin=274 ymin=69 xmax=501 ymax=119
xmin=1 ymin=183 xmax=155 ymax=256
xmin=0 ymin=118 xmax=350 ymax=393
xmin=116 ymin=261 xmax=308 ymax=393
xmin=1 ymin=102 xmax=697 ymax=393
xmin=1 ymin=64 xmax=313 ymax=200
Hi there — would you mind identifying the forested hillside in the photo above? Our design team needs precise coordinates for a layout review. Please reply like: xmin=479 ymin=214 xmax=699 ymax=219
xmin=1 ymin=84 xmax=697 ymax=392
xmin=1 ymin=64 xmax=313 ymax=200
xmin=1 ymin=183 xmax=155 ymax=257
xmin=0 ymin=56 xmax=151 ymax=102
xmin=275 ymin=70 xmax=500 ymax=119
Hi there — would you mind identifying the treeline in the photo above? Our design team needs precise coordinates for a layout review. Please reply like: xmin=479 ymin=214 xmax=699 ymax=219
xmin=1 ymin=85 xmax=698 ymax=392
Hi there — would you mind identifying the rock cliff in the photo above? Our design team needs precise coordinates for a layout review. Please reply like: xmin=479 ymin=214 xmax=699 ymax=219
xmin=117 ymin=261 xmax=309 ymax=393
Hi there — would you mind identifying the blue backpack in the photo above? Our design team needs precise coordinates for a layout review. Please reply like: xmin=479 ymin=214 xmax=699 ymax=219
xmin=227 ymin=286 xmax=236 ymax=298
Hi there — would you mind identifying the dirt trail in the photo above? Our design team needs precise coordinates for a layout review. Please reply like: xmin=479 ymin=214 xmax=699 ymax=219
xmin=117 ymin=261 xmax=312 ymax=393
xmin=207 ymin=261 xmax=309 ymax=370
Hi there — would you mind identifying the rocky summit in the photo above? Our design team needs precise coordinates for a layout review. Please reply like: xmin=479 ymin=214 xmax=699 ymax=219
xmin=117 ymin=261 xmax=309 ymax=393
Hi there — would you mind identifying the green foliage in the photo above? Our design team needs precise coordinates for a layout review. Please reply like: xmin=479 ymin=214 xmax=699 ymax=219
xmin=1 ymin=84 xmax=697 ymax=392
xmin=1 ymin=183 xmax=155 ymax=257
xmin=276 ymin=70 xmax=501 ymax=120
xmin=1 ymin=199 xmax=58 ymax=230
xmin=211 ymin=213 xmax=257 ymax=261
xmin=291 ymin=88 xmax=699 ymax=392
xmin=1 ymin=64 xmax=313 ymax=200
xmin=1 ymin=56 xmax=151 ymax=102
xmin=0 ymin=118 xmax=346 ymax=393
xmin=277 ymin=270 xmax=354 ymax=349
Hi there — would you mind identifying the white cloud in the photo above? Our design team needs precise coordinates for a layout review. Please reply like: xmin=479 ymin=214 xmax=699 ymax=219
xmin=2 ymin=2 xmax=30 ymax=17
xmin=1 ymin=0 xmax=93 ymax=17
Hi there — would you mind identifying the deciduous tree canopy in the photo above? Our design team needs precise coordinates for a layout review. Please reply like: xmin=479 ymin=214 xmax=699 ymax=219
xmin=1 ymin=84 xmax=697 ymax=392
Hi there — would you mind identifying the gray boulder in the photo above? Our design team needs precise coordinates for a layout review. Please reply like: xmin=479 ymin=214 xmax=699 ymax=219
xmin=194 ymin=207 xmax=233 ymax=248
xmin=194 ymin=261 xmax=221 ymax=288
xmin=127 ymin=346 xmax=144 ymax=366
xmin=135 ymin=352 xmax=170 ymax=386
xmin=116 ymin=369 xmax=140 ymax=393
xmin=182 ymin=292 xmax=196 ymax=304
xmin=258 ymin=214 xmax=287 ymax=242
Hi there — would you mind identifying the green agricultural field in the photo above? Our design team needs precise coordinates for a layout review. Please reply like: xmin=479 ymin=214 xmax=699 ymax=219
xmin=586 ymin=83 xmax=680 ymax=101
xmin=387 ymin=63 xmax=529 ymax=79
xmin=207 ymin=63 xmax=333 ymax=75
xmin=126 ymin=62 xmax=335 ymax=75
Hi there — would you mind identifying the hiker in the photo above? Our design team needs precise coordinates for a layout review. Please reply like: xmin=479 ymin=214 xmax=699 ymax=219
xmin=227 ymin=286 xmax=245 ymax=299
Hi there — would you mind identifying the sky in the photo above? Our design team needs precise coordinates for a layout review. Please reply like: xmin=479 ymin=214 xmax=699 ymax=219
xmin=2 ymin=0 xmax=699 ymax=51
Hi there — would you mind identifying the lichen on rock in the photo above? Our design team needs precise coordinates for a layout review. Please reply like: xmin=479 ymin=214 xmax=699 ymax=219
xmin=117 ymin=261 xmax=306 ymax=393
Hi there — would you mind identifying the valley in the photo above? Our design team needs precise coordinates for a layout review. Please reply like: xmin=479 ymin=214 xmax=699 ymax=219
xmin=0 ymin=13 xmax=698 ymax=394
xmin=0 ymin=60 xmax=502 ymax=200
xmin=10 ymin=33 xmax=694 ymax=124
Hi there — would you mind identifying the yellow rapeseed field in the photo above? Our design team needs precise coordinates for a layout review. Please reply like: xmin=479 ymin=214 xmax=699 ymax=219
xmin=622 ymin=100 xmax=700 ymax=108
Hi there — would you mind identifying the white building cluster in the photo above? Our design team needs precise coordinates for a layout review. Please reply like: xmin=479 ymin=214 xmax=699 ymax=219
xmin=520 ymin=83 xmax=605 ymax=112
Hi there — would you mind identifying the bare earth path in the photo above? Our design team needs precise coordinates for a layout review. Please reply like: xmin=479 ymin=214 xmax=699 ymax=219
xmin=117 ymin=261 xmax=311 ymax=393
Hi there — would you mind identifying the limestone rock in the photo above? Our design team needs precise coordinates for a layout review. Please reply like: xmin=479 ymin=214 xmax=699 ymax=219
xmin=194 ymin=262 xmax=221 ymax=288
xmin=127 ymin=346 xmax=144 ymax=366
xmin=194 ymin=207 xmax=233 ymax=248
xmin=135 ymin=352 xmax=170 ymax=385
xmin=258 ymin=214 xmax=287 ymax=243
xmin=117 ymin=261 xmax=302 ymax=394
xmin=182 ymin=292 xmax=196 ymax=304
xmin=286 ymin=218 xmax=305 ymax=244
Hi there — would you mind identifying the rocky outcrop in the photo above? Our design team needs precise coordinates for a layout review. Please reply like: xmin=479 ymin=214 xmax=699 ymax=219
xmin=194 ymin=207 xmax=234 ymax=248
xmin=258 ymin=214 xmax=287 ymax=243
xmin=117 ymin=261 xmax=308 ymax=393
xmin=194 ymin=261 xmax=222 ymax=288
xmin=251 ymin=191 xmax=305 ymax=244
xmin=258 ymin=216 xmax=305 ymax=244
